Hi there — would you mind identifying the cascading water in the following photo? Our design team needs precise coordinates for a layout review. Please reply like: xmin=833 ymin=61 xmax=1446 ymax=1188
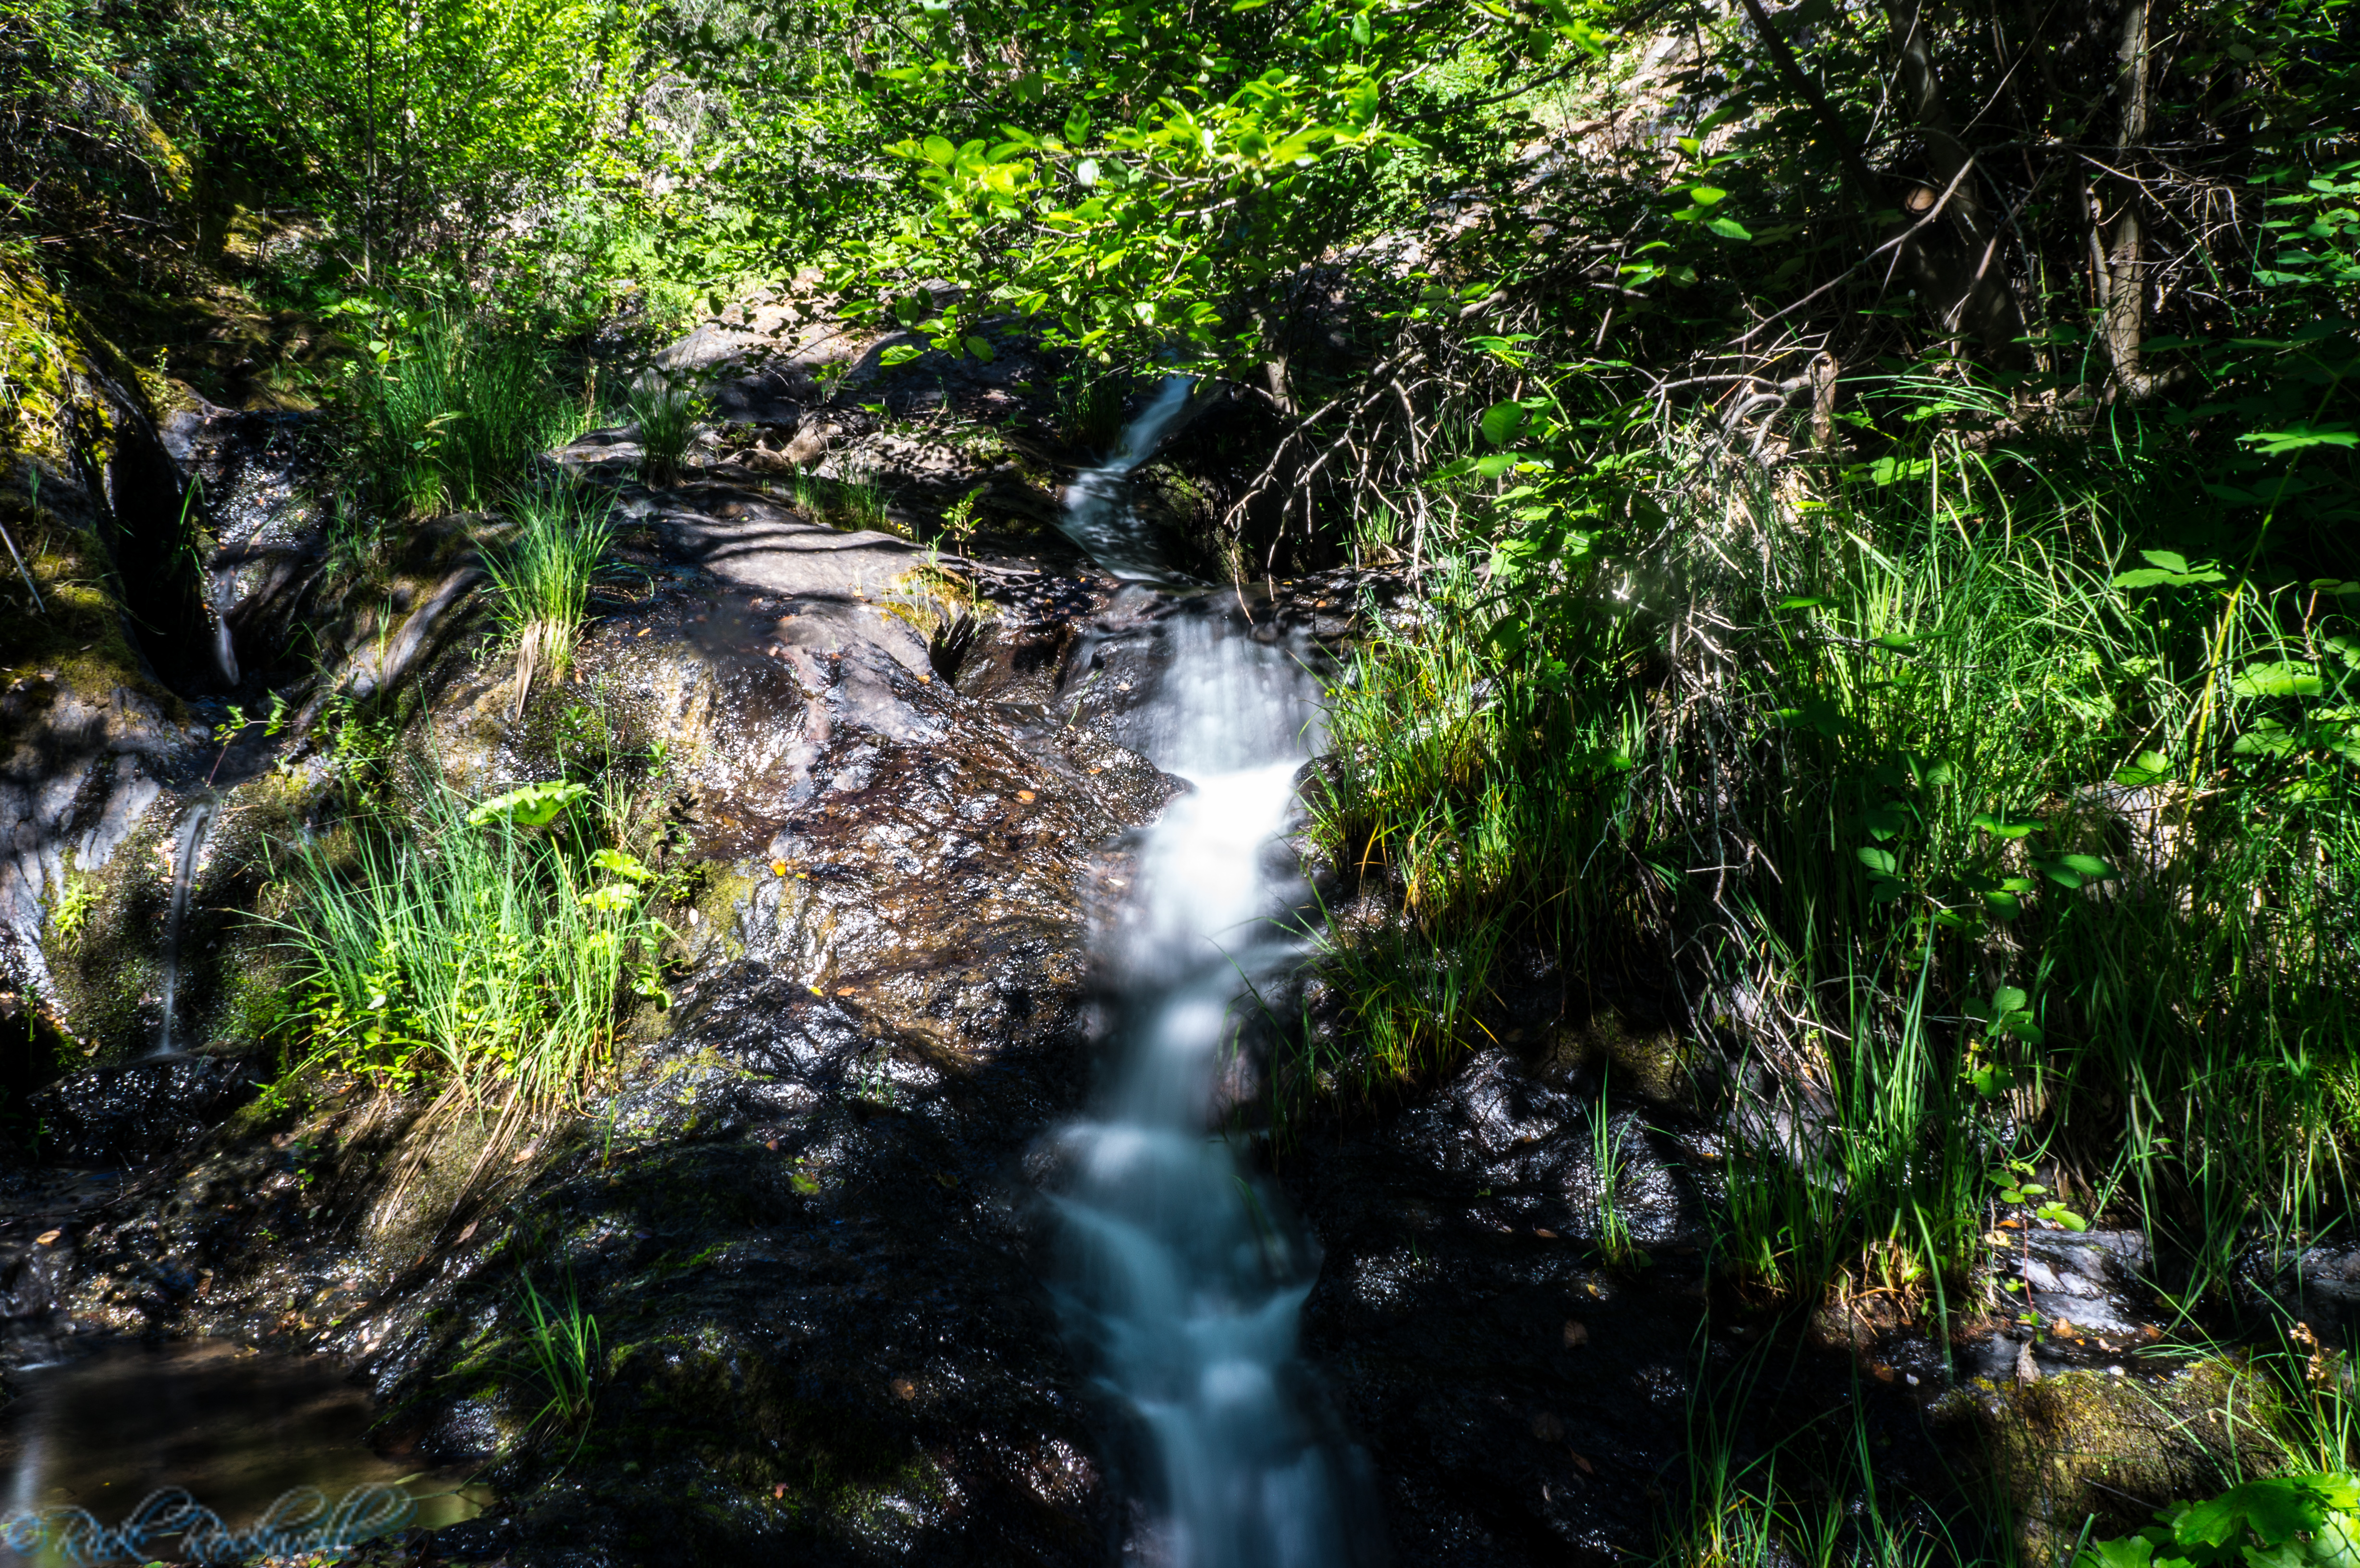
xmin=1048 ymin=390 xmax=1379 ymax=1567
xmin=1058 ymin=378 xmax=1197 ymax=584
xmin=153 ymin=800 xmax=218 ymax=1057
xmin=208 ymin=568 xmax=240 ymax=689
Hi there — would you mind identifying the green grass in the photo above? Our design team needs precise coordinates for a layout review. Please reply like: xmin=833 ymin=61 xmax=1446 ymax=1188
xmin=352 ymin=308 xmax=585 ymax=516
xmin=270 ymin=775 xmax=665 ymax=1108
xmin=788 ymin=466 xmax=892 ymax=534
xmin=515 ymin=1272 xmax=601 ymax=1433
xmin=621 ymin=371 xmax=700 ymax=485
xmin=1309 ymin=388 xmax=2360 ymax=1310
xmin=482 ymin=482 xmax=616 ymax=705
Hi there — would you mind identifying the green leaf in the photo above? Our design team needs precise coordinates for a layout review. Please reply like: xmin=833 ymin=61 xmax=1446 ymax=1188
xmin=1983 ymin=890 xmax=2023 ymax=919
xmin=963 ymin=336 xmax=996 ymax=361
xmin=2231 ymin=661 xmax=2323 ymax=698
xmin=2239 ymin=423 xmax=2359 ymax=455
xmin=921 ymin=135 xmax=957 ymax=167
xmin=1991 ymin=985 xmax=2028 ymax=1014
xmin=1480 ymin=401 xmax=1527 ymax=446
xmin=1856 ymin=845 xmax=1899 ymax=878
xmin=1686 ymin=185 xmax=1728 ymax=205
xmin=467 ymin=782 xmax=589 ymax=828
xmin=591 ymin=848 xmax=655 ymax=883
xmin=2114 ymin=750 xmax=2174 ymax=786
xmin=1968 ymin=1063 xmax=2015 ymax=1097
xmin=1970 ymin=810 xmax=2040 ymax=839
xmin=1705 ymin=216 xmax=1753 ymax=241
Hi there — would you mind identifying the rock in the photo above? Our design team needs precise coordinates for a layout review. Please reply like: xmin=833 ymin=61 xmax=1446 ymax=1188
xmin=1935 ymin=1359 xmax=2276 ymax=1563
xmin=25 ymin=1054 xmax=258 ymax=1165
xmin=44 ymin=482 xmax=1188 ymax=1561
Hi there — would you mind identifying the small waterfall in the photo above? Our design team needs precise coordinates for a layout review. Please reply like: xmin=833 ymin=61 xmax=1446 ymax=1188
xmin=154 ymin=800 xmax=218 ymax=1057
xmin=209 ymin=568 xmax=240 ymax=688
xmin=1058 ymin=378 xmax=1196 ymax=583
xmin=1049 ymin=404 xmax=1377 ymax=1566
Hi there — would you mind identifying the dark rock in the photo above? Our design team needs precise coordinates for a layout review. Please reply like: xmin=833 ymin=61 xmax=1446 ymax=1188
xmin=26 ymin=1055 xmax=258 ymax=1165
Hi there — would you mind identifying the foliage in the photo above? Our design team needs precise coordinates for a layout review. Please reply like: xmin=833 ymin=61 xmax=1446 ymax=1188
xmin=193 ymin=0 xmax=643 ymax=277
xmin=830 ymin=0 xmax=1586 ymax=378
xmin=2074 ymin=1474 xmax=2360 ymax=1568
xmin=0 ymin=0 xmax=190 ymax=236
xmin=269 ymin=776 xmax=666 ymax=1106
xmin=1314 ymin=376 xmax=2360 ymax=1303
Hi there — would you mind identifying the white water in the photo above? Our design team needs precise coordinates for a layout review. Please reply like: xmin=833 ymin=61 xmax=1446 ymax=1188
xmin=1049 ymin=405 xmax=1374 ymax=1567
xmin=1058 ymin=378 xmax=1196 ymax=584
xmin=208 ymin=568 xmax=240 ymax=689
xmin=153 ymin=800 xmax=218 ymax=1058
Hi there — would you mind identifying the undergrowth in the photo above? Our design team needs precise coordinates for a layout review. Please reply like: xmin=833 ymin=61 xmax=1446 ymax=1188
xmin=346 ymin=307 xmax=585 ymax=516
xmin=1307 ymin=379 xmax=2360 ymax=1310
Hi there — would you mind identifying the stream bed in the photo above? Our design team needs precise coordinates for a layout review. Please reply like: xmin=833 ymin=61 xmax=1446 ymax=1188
xmin=0 ymin=1339 xmax=486 ymax=1565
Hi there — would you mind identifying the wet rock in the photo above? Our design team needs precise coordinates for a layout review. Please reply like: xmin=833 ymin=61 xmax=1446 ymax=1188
xmin=2013 ymin=1229 xmax=2151 ymax=1336
xmin=1286 ymin=1046 xmax=1725 ymax=1564
xmin=27 ymin=1055 xmax=258 ymax=1165
xmin=42 ymin=490 xmax=1194 ymax=1562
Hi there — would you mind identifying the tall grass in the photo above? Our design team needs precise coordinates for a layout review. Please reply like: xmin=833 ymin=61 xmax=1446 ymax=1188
xmin=353 ymin=309 xmax=584 ymax=515
xmin=1311 ymin=384 xmax=2360 ymax=1308
xmin=273 ymin=777 xmax=664 ymax=1108
xmin=482 ymin=482 xmax=615 ymax=712
xmin=621 ymin=371 xmax=700 ymax=485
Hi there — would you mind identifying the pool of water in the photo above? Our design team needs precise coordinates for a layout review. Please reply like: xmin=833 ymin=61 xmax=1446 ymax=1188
xmin=0 ymin=1339 xmax=487 ymax=1565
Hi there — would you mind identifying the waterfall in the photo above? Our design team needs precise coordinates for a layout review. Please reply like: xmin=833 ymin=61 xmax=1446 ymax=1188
xmin=1057 ymin=378 xmax=1196 ymax=584
xmin=154 ymin=800 xmax=218 ymax=1057
xmin=209 ymin=568 xmax=240 ymax=689
xmin=1049 ymin=400 xmax=1378 ymax=1566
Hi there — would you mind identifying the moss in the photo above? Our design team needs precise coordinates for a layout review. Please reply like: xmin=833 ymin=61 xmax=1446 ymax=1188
xmin=1544 ymin=1005 xmax=1705 ymax=1108
xmin=1935 ymin=1358 xmax=2289 ymax=1565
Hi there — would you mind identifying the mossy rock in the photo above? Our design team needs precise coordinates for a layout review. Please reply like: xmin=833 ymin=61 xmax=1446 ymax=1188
xmin=1935 ymin=1359 xmax=2287 ymax=1564
xmin=1543 ymin=1005 xmax=1705 ymax=1108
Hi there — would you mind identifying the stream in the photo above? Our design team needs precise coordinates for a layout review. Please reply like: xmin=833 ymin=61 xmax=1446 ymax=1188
xmin=1047 ymin=402 xmax=1378 ymax=1566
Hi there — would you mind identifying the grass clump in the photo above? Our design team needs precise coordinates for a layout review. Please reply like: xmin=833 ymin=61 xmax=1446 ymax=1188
xmin=620 ymin=371 xmax=701 ymax=485
xmin=350 ymin=308 xmax=584 ymax=516
xmin=482 ymin=482 xmax=615 ymax=713
xmin=271 ymin=775 xmax=666 ymax=1109
xmin=515 ymin=1271 xmax=601 ymax=1434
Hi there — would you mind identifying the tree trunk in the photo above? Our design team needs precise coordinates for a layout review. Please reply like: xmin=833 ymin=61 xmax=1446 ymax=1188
xmin=2101 ymin=0 xmax=2150 ymax=393
xmin=1883 ymin=0 xmax=2028 ymax=355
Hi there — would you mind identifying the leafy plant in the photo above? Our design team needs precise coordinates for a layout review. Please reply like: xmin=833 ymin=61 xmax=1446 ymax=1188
xmin=269 ymin=775 xmax=666 ymax=1106
xmin=2074 ymin=1474 xmax=2360 ymax=1568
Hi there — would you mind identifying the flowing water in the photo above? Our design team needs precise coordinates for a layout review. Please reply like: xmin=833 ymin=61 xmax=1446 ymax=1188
xmin=152 ymin=799 xmax=219 ymax=1058
xmin=1057 ymin=378 xmax=1198 ymax=584
xmin=207 ymin=569 xmax=240 ymax=690
xmin=1049 ymin=392 xmax=1378 ymax=1566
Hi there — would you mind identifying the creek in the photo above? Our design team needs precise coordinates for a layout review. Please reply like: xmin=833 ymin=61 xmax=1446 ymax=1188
xmin=1047 ymin=402 xmax=1378 ymax=1566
